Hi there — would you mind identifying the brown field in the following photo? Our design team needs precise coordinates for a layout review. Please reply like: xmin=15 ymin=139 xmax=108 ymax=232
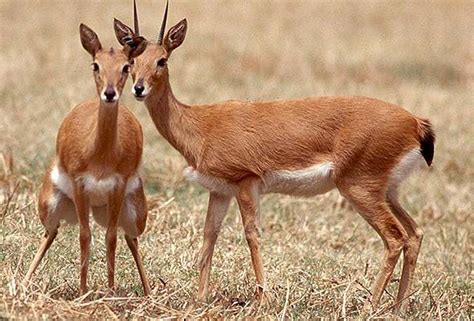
xmin=1 ymin=0 xmax=472 ymax=318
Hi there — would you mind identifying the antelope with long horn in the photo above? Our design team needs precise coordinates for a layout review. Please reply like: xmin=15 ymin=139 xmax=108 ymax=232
xmin=23 ymin=23 xmax=151 ymax=296
xmin=114 ymin=1 xmax=435 ymax=311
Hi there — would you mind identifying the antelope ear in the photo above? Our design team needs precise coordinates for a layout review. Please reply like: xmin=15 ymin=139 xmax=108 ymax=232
xmin=124 ymin=36 xmax=148 ymax=59
xmin=80 ymin=23 xmax=102 ymax=56
xmin=164 ymin=18 xmax=187 ymax=52
xmin=114 ymin=18 xmax=135 ymax=46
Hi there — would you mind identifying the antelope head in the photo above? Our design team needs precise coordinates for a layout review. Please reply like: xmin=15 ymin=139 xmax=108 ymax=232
xmin=113 ymin=0 xmax=187 ymax=101
xmin=80 ymin=23 xmax=147 ymax=103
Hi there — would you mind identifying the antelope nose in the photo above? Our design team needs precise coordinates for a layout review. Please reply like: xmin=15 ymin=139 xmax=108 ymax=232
xmin=134 ymin=84 xmax=144 ymax=96
xmin=104 ymin=88 xmax=116 ymax=101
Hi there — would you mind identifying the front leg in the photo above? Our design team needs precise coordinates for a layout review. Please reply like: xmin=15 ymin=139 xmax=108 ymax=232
xmin=73 ymin=182 xmax=91 ymax=295
xmin=106 ymin=181 xmax=126 ymax=291
xmin=197 ymin=192 xmax=232 ymax=301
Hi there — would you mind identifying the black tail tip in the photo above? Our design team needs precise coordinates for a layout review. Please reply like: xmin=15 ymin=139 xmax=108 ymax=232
xmin=420 ymin=128 xmax=435 ymax=166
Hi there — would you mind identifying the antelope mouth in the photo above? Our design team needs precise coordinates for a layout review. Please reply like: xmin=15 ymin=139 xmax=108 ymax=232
xmin=134 ymin=94 xmax=147 ymax=101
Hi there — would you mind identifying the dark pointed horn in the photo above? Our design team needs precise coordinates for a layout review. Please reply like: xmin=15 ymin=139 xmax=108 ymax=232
xmin=158 ymin=0 xmax=169 ymax=45
xmin=133 ymin=0 xmax=139 ymax=35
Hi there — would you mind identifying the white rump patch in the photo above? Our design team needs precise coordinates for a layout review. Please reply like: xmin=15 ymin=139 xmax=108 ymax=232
xmin=125 ymin=175 xmax=141 ymax=194
xmin=389 ymin=148 xmax=426 ymax=192
xmin=184 ymin=162 xmax=336 ymax=197
xmin=51 ymin=165 xmax=74 ymax=200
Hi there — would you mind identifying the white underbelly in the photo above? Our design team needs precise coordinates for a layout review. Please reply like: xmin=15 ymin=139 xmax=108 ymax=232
xmin=51 ymin=165 xmax=140 ymax=206
xmin=262 ymin=162 xmax=335 ymax=196
xmin=183 ymin=162 xmax=336 ymax=197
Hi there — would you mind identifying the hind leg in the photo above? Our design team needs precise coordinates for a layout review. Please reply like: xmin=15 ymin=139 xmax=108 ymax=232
xmin=23 ymin=168 xmax=75 ymax=286
xmin=236 ymin=177 xmax=265 ymax=299
xmin=387 ymin=188 xmax=423 ymax=311
xmin=120 ymin=177 xmax=151 ymax=296
xmin=23 ymin=230 xmax=58 ymax=286
xmin=124 ymin=235 xmax=151 ymax=295
xmin=337 ymin=182 xmax=408 ymax=309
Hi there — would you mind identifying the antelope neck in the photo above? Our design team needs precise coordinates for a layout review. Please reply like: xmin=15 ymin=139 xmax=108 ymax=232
xmin=145 ymin=75 xmax=203 ymax=167
xmin=94 ymin=99 xmax=119 ymax=156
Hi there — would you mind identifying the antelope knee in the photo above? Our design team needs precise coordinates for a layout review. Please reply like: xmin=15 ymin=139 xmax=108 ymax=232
xmin=244 ymin=224 xmax=261 ymax=241
xmin=80 ymin=228 xmax=91 ymax=244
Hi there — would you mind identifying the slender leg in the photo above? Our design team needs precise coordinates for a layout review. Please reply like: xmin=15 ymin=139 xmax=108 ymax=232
xmin=387 ymin=189 xmax=423 ymax=312
xmin=73 ymin=183 xmax=91 ymax=295
xmin=196 ymin=192 xmax=232 ymax=301
xmin=24 ymin=160 xmax=68 ymax=287
xmin=125 ymin=235 xmax=151 ymax=296
xmin=22 ymin=229 xmax=58 ymax=286
xmin=236 ymin=178 xmax=265 ymax=299
xmin=119 ymin=178 xmax=150 ymax=296
xmin=338 ymin=184 xmax=408 ymax=309
xmin=106 ymin=184 xmax=126 ymax=291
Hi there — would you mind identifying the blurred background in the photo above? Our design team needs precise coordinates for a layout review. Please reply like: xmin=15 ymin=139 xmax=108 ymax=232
xmin=1 ymin=1 xmax=472 ymax=173
xmin=0 ymin=1 xmax=472 ymax=318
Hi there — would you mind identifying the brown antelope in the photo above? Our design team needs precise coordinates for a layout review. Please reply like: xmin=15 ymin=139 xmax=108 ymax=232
xmin=115 ymin=1 xmax=435 ymax=311
xmin=23 ymin=23 xmax=151 ymax=296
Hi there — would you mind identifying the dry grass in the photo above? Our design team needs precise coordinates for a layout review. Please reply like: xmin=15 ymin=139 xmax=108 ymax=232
xmin=1 ymin=0 xmax=473 ymax=318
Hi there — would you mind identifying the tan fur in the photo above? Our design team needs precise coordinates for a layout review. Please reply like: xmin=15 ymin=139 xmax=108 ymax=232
xmin=56 ymin=99 xmax=143 ymax=178
xmin=129 ymin=43 xmax=422 ymax=184
xmin=115 ymin=13 xmax=434 ymax=311
xmin=23 ymin=24 xmax=151 ymax=297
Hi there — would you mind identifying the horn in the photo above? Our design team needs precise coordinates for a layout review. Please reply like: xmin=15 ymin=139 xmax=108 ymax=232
xmin=133 ymin=0 xmax=139 ymax=35
xmin=158 ymin=0 xmax=169 ymax=45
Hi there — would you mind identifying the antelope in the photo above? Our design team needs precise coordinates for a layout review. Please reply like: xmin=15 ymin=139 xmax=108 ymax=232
xmin=23 ymin=23 xmax=151 ymax=296
xmin=115 ymin=1 xmax=435 ymax=311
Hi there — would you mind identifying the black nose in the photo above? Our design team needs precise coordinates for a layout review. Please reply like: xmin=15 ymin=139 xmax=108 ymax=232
xmin=104 ymin=88 xmax=116 ymax=101
xmin=134 ymin=84 xmax=144 ymax=96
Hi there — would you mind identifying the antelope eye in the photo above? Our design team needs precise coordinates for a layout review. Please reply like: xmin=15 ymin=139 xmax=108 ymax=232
xmin=92 ymin=62 xmax=99 ymax=72
xmin=122 ymin=64 xmax=131 ymax=74
xmin=157 ymin=58 xmax=167 ymax=67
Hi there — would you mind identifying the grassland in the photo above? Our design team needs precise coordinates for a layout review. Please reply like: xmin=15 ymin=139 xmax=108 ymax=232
xmin=1 ymin=0 xmax=472 ymax=318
